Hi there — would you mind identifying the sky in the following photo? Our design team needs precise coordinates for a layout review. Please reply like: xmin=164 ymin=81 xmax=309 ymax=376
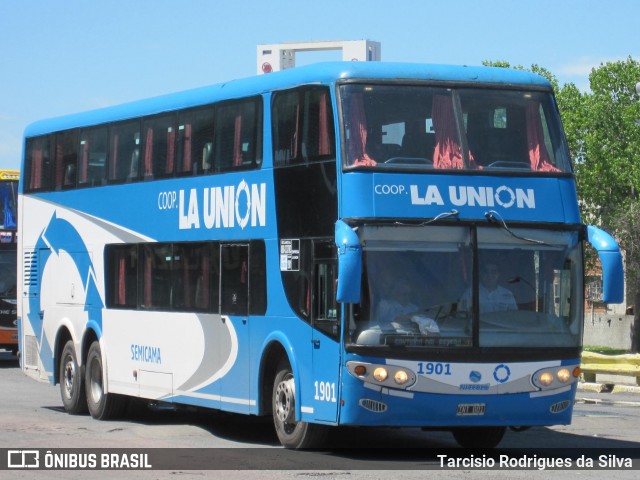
xmin=1 ymin=0 xmax=638 ymax=170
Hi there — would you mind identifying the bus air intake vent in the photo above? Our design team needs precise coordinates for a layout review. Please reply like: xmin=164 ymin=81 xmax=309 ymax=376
xmin=24 ymin=335 xmax=38 ymax=368
xmin=23 ymin=250 xmax=38 ymax=290
xmin=359 ymin=398 xmax=388 ymax=413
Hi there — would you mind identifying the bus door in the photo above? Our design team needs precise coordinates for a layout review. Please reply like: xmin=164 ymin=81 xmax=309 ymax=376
xmin=219 ymin=243 xmax=251 ymax=413
xmin=310 ymin=242 xmax=340 ymax=422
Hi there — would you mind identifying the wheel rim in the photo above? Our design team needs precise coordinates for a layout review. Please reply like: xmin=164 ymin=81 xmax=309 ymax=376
xmin=62 ymin=354 xmax=75 ymax=400
xmin=274 ymin=373 xmax=295 ymax=425
xmin=88 ymin=357 xmax=103 ymax=404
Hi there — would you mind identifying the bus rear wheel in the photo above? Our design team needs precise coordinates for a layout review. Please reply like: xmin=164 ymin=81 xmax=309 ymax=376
xmin=272 ymin=360 xmax=327 ymax=449
xmin=451 ymin=426 xmax=506 ymax=448
xmin=59 ymin=340 xmax=88 ymax=414
xmin=85 ymin=341 xmax=127 ymax=420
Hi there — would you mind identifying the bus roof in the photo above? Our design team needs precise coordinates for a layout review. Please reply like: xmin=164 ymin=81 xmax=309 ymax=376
xmin=24 ymin=62 xmax=552 ymax=138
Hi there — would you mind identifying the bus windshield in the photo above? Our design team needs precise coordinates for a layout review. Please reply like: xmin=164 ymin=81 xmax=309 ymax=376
xmin=351 ymin=225 xmax=582 ymax=349
xmin=341 ymin=84 xmax=571 ymax=172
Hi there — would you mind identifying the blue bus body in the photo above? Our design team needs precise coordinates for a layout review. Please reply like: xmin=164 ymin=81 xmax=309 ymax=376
xmin=18 ymin=62 xmax=623 ymax=448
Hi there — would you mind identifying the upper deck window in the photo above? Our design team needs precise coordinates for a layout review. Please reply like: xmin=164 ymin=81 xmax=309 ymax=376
xmin=340 ymin=84 xmax=571 ymax=173
xmin=272 ymin=86 xmax=335 ymax=166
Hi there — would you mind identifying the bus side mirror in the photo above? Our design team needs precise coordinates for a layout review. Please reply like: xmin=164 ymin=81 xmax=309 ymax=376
xmin=587 ymin=225 xmax=624 ymax=304
xmin=335 ymin=220 xmax=362 ymax=304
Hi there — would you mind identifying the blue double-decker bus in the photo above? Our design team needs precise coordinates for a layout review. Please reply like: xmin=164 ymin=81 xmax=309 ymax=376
xmin=18 ymin=62 xmax=623 ymax=448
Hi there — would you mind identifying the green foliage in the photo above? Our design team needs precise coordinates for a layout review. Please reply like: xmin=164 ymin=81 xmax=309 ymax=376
xmin=583 ymin=346 xmax=630 ymax=355
xmin=575 ymin=58 xmax=640 ymax=227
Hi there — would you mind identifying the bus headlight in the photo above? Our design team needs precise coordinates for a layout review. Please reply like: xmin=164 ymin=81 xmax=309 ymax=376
xmin=394 ymin=370 xmax=409 ymax=385
xmin=557 ymin=368 xmax=571 ymax=383
xmin=539 ymin=372 xmax=554 ymax=386
xmin=373 ymin=367 xmax=388 ymax=382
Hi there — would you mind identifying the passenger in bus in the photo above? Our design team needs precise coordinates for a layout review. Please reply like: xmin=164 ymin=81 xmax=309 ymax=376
xmin=459 ymin=262 xmax=517 ymax=314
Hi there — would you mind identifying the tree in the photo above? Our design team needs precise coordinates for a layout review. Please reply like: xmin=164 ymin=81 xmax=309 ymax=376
xmin=572 ymin=58 xmax=640 ymax=351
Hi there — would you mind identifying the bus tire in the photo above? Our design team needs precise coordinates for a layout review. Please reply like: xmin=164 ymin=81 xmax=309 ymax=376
xmin=272 ymin=359 xmax=328 ymax=449
xmin=451 ymin=426 xmax=506 ymax=448
xmin=59 ymin=340 xmax=88 ymax=414
xmin=85 ymin=341 xmax=127 ymax=420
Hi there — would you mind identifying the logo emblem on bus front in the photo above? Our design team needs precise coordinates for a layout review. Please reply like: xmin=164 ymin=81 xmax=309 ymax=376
xmin=493 ymin=364 xmax=511 ymax=383
xmin=469 ymin=371 xmax=482 ymax=383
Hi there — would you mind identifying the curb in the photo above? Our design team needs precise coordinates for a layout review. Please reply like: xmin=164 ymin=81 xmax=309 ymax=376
xmin=578 ymin=381 xmax=640 ymax=394
xmin=576 ymin=382 xmax=640 ymax=406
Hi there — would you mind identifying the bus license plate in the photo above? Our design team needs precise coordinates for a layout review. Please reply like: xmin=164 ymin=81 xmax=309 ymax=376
xmin=456 ymin=403 xmax=486 ymax=416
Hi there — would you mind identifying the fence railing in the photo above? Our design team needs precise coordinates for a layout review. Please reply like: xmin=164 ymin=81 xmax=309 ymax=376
xmin=581 ymin=352 xmax=640 ymax=386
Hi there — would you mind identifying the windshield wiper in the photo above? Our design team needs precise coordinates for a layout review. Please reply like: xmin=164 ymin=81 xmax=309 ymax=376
xmin=484 ymin=210 xmax=551 ymax=246
xmin=394 ymin=209 xmax=459 ymax=227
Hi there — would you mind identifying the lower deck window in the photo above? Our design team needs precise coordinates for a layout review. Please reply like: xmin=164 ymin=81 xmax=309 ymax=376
xmin=105 ymin=240 xmax=265 ymax=315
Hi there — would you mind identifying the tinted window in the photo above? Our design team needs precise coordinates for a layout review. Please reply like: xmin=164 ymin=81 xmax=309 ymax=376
xmin=142 ymin=114 xmax=177 ymax=179
xmin=273 ymin=87 xmax=335 ymax=166
xmin=25 ymin=136 xmax=53 ymax=192
xmin=106 ymin=245 xmax=138 ymax=308
xmin=54 ymin=130 xmax=79 ymax=190
xmin=214 ymin=98 xmax=262 ymax=171
xmin=79 ymin=127 xmax=108 ymax=187
xmin=177 ymin=108 xmax=214 ymax=176
xmin=109 ymin=121 xmax=141 ymax=182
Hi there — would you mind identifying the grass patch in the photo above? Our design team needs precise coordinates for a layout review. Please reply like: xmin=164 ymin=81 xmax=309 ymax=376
xmin=583 ymin=346 xmax=630 ymax=355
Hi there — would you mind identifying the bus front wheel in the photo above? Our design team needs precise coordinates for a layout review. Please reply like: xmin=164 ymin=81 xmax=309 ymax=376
xmin=451 ymin=426 xmax=506 ymax=448
xmin=59 ymin=340 xmax=88 ymax=414
xmin=85 ymin=341 xmax=127 ymax=420
xmin=272 ymin=360 xmax=327 ymax=449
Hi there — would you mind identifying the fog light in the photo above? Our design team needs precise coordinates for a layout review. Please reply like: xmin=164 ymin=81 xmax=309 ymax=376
xmin=373 ymin=367 xmax=388 ymax=382
xmin=539 ymin=372 xmax=554 ymax=386
xmin=394 ymin=370 xmax=409 ymax=384
xmin=557 ymin=368 xmax=571 ymax=383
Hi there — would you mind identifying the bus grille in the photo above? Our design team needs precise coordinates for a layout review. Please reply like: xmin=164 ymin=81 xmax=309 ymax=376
xmin=359 ymin=398 xmax=388 ymax=413
xmin=24 ymin=335 xmax=38 ymax=368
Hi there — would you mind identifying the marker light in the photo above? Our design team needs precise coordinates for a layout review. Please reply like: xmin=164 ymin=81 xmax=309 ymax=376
xmin=394 ymin=370 xmax=409 ymax=385
xmin=557 ymin=368 xmax=571 ymax=383
xmin=373 ymin=367 xmax=388 ymax=382
xmin=353 ymin=365 xmax=367 ymax=376
xmin=573 ymin=366 xmax=581 ymax=378
xmin=539 ymin=372 xmax=554 ymax=386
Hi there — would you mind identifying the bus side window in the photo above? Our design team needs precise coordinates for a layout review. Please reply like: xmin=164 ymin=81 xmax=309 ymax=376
xmin=249 ymin=240 xmax=267 ymax=315
xmin=272 ymin=87 xmax=335 ymax=167
xmin=79 ymin=127 xmax=108 ymax=187
xmin=54 ymin=130 xmax=79 ymax=190
xmin=108 ymin=121 xmax=141 ymax=183
xmin=313 ymin=262 xmax=339 ymax=338
xmin=312 ymin=241 xmax=340 ymax=339
xmin=142 ymin=114 xmax=178 ymax=179
xmin=139 ymin=244 xmax=172 ymax=310
xmin=25 ymin=136 xmax=53 ymax=192
xmin=106 ymin=245 xmax=138 ymax=309
xmin=177 ymin=108 xmax=214 ymax=176
xmin=220 ymin=244 xmax=249 ymax=316
xmin=215 ymin=98 xmax=262 ymax=172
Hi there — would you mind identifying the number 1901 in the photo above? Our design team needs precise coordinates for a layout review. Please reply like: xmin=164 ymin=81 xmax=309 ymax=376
xmin=314 ymin=381 xmax=337 ymax=402
xmin=417 ymin=362 xmax=452 ymax=375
